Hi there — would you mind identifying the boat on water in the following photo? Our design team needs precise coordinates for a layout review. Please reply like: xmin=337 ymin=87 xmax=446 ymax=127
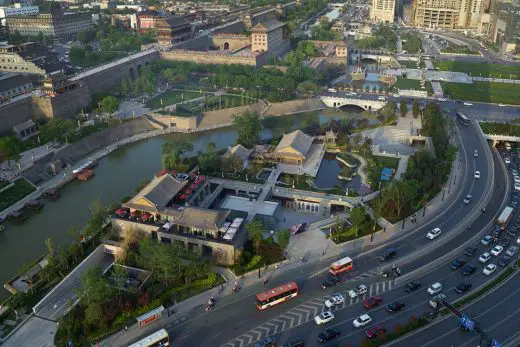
xmin=72 ymin=159 xmax=97 ymax=178
xmin=77 ymin=169 xmax=94 ymax=181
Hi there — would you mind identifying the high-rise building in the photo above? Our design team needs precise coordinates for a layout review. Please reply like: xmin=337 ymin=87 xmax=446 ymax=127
xmin=370 ymin=0 xmax=396 ymax=23
xmin=413 ymin=0 xmax=498 ymax=29
xmin=5 ymin=6 xmax=92 ymax=38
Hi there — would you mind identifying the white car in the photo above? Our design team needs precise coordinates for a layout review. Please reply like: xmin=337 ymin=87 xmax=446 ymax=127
xmin=438 ymin=98 xmax=447 ymax=102
xmin=427 ymin=282 xmax=443 ymax=295
xmin=474 ymin=150 xmax=478 ymax=158
xmin=325 ymin=295 xmax=345 ymax=308
xmin=514 ymin=175 xmax=520 ymax=184
xmin=352 ymin=314 xmax=372 ymax=328
xmin=481 ymin=235 xmax=493 ymax=245
xmin=479 ymin=252 xmax=491 ymax=263
xmin=498 ymin=103 xmax=506 ymax=107
xmin=483 ymin=263 xmax=497 ymax=275
xmin=427 ymin=227 xmax=442 ymax=240
xmin=515 ymin=183 xmax=520 ymax=192
xmin=464 ymin=102 xmax=474 ymax=106
xmin=505 ymin=157 xmax=511 ymax=164
xmin=474 ymin=171 xmax=481 ymax=179
xmin=349 ymin=284 xmax=368 ymax=298
xmin=491 ymin=245 xmax=504 ymax=256
xmin=463 ymin=195 xmax=472 ymax=204
xmin=314 ymin=311 xmax=335 ymax=325
xmin=506 ymin=245 xmax=518 ymax=256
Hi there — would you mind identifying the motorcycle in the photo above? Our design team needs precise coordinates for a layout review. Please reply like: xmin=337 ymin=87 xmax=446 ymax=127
xmin=205 ymin=297 xmax=215 ymax=312
xmin=381 ymin=271 xmax=390 ymax=278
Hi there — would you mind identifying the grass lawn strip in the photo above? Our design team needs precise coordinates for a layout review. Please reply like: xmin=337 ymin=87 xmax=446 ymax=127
xmin=0 ymin=178 xmax=36 ymax=211
xmin=146 ymin=90 xmax=207 ymax=109
xmin=435 ymin=61 xmax=520 ymax=79
xmin=441 ymin=81 xmax=520 ymax=105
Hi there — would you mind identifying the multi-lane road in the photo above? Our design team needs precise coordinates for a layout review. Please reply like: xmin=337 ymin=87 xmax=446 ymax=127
xmin=165 ymin=107 xmax=510 ymax=346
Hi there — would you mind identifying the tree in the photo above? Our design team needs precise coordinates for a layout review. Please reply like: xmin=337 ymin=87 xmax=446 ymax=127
xmin=400 ymin=100 xmax=408 ymax=117
xmin=137 ymin=239 xmax=182 ymax=286
xmin=80 ymin=267 xmax=114 ymax=305
xmin=221 ymin=155 xmax=244 ymax=174
xmin=412 ymin=100 xmax=421 ymax=118
xmin=99 ymin=95 xmax=120 ymax=116
xmin=120 ymin=78 xmax=131 ymax=96
xmin=85 ymin=199 xmax=108 ymax=238
xmin=232 ymin=111 xmax=261 ymax=148
xmin=247 ymin=220 xmax=264 ymax=242
xmin=381 ymin=101 xmax=397 ymax=119
xmin=0 ymin=136 xmax=22 ymax=166
xmin=161 ymin=140 xmax=193 ymax=170
xmin=39 ymin=118 xmax=76 ymax=144
xmin=84 ymin=302 xmax=104 ymax=328
xmin=296 ymin=80 xmax=318 ymax=95
xmin=277 ymin=229 xmax=291 ymax=250
xmin=350 ymin=206 xmax=366 ymax=231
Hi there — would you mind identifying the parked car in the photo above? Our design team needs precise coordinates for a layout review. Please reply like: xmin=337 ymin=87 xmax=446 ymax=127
xmin=349 ymin=284 xmax=368 ymax=298
xmin=479 ymin=252 xmax=492 ymax=263
xmin=366 ymin=324 xmax=386 ymax=339
xmin=483 ymin=263 xmax=497 ymax=275
xmin=427 ymin=227 xmax=442 ymax=240
xmin=386 ymin=301 xmax=405 ymax=312
xmin=284 ymin=339 xmax=304 ymax=347
xmin=321 ymin=275 xmax=341 ymax=290
xmin=317 ymin=328 xmax=340 ymax=343
xmin=462 ymin=263 xmax=477 ymax=275
xmin=491 ymin=245 xmax=504 ymax=256
xmin=363 ymin=296 xmax=383 ymax=309
xmin=314 ymin=311 xmax=335 ymax=325
xmin=353 ymin=314 xmax=372 ymax=328
xmin=455 ymin=282 xmax=472 ymax=294
xmin=498 ymin=256 xmax=512 ymax=267
xmin=499 ymin=237 xmax=511 ymax=247
xmin=427 ymin=282 xmax=443 ymax=295
xmin=451 ymin=258 xmax=467 ymax=270
xmin=506 ymin=245 xmax=518 ymax=256
xmin=481 ymin=235 xmax=493 ymax=245
xmin=256 ymin=336 xmax=277 ymax=347
xmin=405 ymin=281 xmax=421 ymax=292
xmin=325 ymin=295 xmax=345 ymax=308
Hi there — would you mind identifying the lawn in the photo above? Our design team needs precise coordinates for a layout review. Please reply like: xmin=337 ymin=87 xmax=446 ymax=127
xmin=441 ymin=81 xmax=520 ymax=105
xmin=393 ymin=77 xmax=423 ymax=90
xmin=374 ymin=156 xmax=400 ymax=170
xmin=0 ymin=178 xmax=36 ymax=211
xmin=398 ymin=60 xmax=420 ymax=69
xmin=435 ymin=61 xmax=520 ymax=79
xmin=146 ymin=90 xmax=208 ymax=109
xmin=479 ymin=122 xmax=520 ymax=136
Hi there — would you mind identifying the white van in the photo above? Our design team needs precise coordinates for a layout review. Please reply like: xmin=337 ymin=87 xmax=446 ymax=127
xmin=378 ymin=96 xmax=387 ymax=101
xmin=506 ymin=142 xmax=512 ymax=150
xmin=328 ymin=88 xmax=337 ymax=93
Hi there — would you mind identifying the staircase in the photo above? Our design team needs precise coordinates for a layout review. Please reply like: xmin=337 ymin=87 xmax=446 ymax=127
xmin=144 ymin=114 xmax=168 ymax=129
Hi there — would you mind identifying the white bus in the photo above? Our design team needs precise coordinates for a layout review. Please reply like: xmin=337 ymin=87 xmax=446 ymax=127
xmin=497 ymin=206 xmax=514 ymax=229
xmin=329 ymin=256 xmax=353 ymax=275
xmin=128 ymin=329 xmax=169 ymax=347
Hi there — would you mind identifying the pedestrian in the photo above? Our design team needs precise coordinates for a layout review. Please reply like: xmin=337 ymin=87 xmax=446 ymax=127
xmin=263 ymin=278 xmax=268 ymax=285
xmin=124 ymin=325 xmax=128 ymax=332
xmin=275 ymin=264 xmax=279 ymax=271
xmin=221 ymin=284 xmax=224 ymax=291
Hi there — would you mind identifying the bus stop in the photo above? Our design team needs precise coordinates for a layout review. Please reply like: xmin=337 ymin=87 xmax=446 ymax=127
xmin=136 ymin=305 xmax=165 ymax=328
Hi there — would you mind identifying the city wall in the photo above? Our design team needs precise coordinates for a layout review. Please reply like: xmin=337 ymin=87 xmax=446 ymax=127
xmin=211 ymin=35 xmax=251 ymax=51
xmin=160 ymin=50 xmax=264 ymax=67
xmin=0 ymin=97 xmax=33 ymax=135
xmin=32 ymin=84 xmax=92 ymax=121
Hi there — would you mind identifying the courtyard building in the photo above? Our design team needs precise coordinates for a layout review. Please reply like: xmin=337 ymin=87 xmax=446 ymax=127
xmin=225 ymin=144 xmax=253 ymax=169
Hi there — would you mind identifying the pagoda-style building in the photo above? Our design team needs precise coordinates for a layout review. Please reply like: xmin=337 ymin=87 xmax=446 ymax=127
xmin=155 ymin=16 xmax=192 ymax=46
xmin=42 ymin=71 xmax=79 ymax=97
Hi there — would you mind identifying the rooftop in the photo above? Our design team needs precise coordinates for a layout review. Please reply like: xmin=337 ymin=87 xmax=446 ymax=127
xmin=175 ymin=206 xmax=230 ymax=231
xmin=274 ymin=130 xmax=314 ymax=158
xmin=124 ymin=174 xmax=188 ymax=213
xmin=252 ymin=19 xmax=285 ymax=32
xmin=226 ymin=144 xmax=252 ymax=163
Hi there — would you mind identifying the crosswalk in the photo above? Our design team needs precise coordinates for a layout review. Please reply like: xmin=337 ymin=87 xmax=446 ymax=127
xmin=221 ymin=280 xmax=395 ymax=347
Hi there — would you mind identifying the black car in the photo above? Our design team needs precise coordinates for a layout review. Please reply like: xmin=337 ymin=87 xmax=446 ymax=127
xmin=283 ymin=339 xmax=304 ymax=347
xmin=455 ymin=282 xmax=472 ymax=294
xmin=462 ymin=264 xmax=477 ymax=275
xmin=464 ymin=247 xmax=477 ymax=256
xmin=317 ymin=328 xmax=340 ymax=343
xmin=450 ymin=258 xmax=467 ymax=270
xmin=386 ymin=300 xmax=405 ymax=312
xmin=405 ymin=281 xmax=421 ymax=292
xmin=321 ymin=275 xmax=341 ymax=290
xmin=499 ymin=237 xmax=511 ymax=247
xmin=379 ymin=247 xmax=397 ymax=262
xmin=498 ymin=255 xmax=512 ymax=267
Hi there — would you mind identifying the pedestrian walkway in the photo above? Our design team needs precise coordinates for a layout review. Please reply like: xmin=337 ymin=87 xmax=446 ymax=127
xmin=394 ymin=155 xmax=409 ymax=181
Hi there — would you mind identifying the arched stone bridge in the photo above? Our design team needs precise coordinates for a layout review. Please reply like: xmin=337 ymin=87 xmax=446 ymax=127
xmin=320 ymin=95 xmax=386 ymax=111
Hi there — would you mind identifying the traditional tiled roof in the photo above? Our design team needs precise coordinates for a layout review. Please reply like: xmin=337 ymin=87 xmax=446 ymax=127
xmin=252 ymin=19 xmax=285 ymax=32
xmin=274 ymin=130 xmax=314 ymax=158
xmin=176 ymin=206 xmax=230 ymax=231
xmin=124 ymin=174 xmax=187 ymax=213
xmin=226 ymin=144 xmax=252 ymax=163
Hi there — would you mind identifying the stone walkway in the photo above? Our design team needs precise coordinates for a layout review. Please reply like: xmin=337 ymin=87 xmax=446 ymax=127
xmin=348 ymin=152 xmax=369 ymax=186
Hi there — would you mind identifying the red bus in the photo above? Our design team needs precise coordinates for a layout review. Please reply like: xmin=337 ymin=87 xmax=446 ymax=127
xmin=128 ymin=329 xmax=169 ymax=347
xmin=329 ymin=256 xmax=353 ymax=275
xmin=256 ymin=281 xmax=299 ymax=310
